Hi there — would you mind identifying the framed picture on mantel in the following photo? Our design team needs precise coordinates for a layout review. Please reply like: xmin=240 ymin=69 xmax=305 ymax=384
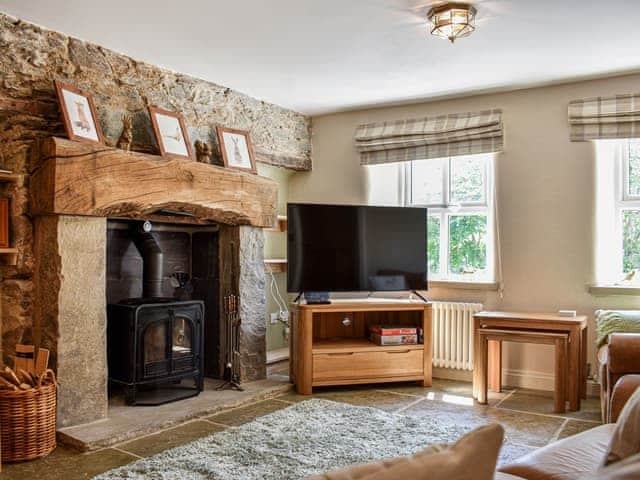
xmin=216 ymin=126 xmax=257 ymax=174
xmin=54 ymin=80 xmax=105 ymax=145
xmin=148 ymin=106 xmax=193 ymax=159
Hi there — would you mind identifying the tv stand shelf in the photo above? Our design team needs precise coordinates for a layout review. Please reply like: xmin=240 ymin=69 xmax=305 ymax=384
xmin=290 ymin=300 xmax=432 ymax=394
xmin=312 ymin=338 xmax=424 ymax=354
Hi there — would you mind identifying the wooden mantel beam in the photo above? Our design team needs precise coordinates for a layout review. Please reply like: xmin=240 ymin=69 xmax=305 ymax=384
xmin=30 ymin=137 xmax=278 ymax=227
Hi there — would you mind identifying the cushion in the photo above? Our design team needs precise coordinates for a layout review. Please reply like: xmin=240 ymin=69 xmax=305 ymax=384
xmin=605 ymin=385 xmax=640 ymax=465
xmin=307 ymin=423 xmax=504 ymax=480
xmin=580 ymin=453 xmax=640 ymax=479
xmin=595 ymin=310 xmax=640 ymax=348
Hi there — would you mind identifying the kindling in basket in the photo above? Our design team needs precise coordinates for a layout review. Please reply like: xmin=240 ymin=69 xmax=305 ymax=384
xmin=0 ymin=369 xmax=57 ymax=462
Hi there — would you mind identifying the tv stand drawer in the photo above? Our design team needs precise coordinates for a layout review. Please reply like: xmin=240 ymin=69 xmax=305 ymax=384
xmin=312 ymin=349 xmax=424 ymax=383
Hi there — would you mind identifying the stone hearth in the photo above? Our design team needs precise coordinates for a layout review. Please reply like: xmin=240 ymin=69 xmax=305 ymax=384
xmin=58 ymin=377 xmax=291 ymax=452
xmin=31 ymin=138 xmax=277 ymax=428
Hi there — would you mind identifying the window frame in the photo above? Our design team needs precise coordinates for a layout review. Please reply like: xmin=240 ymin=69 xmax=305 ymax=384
xmin=622 ymin=139 xmax=640 ymax=202
xmin=406 ymin=154 xmax=495 ymax=282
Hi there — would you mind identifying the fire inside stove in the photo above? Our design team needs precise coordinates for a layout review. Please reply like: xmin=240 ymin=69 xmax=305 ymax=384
xmin=172 ymin=318 xmax=192 ymax=355
xmin=144 ymin=313 xmax=194 ymax=373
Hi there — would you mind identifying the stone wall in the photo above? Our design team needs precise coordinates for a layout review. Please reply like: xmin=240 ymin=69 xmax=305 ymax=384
xmin=218 ymin=225 xmax=267 ymax=383
xmin=0 ymin=12 xmax=311 ymax=365
xmin=238 ymin=226 xmax=267 ymax=381
xmin=35 ymin=216 xmax=108 ymax=428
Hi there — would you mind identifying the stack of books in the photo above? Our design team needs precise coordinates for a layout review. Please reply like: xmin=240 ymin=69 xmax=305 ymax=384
xmin=369 ymin=325 xmax=418 ymax=345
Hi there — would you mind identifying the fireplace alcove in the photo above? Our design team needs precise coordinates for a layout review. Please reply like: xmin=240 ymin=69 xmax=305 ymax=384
xmin=106 ymin=220 xmax=218 ymax=405
xmin=30 ymin=137 xmax=278 ymax=428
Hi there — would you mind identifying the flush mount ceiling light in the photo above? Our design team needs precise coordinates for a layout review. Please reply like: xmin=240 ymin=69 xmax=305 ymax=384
xmin=427 ymin=2 xmax=477 ymax=43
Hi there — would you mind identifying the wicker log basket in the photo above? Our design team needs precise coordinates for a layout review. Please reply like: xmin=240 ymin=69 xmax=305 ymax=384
xmin=0 ymin=369 xmax=57 ymax=462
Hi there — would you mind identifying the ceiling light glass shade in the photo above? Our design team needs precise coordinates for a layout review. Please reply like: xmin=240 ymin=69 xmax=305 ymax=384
xmin=427 ymin=3 xmax=477 ymax=43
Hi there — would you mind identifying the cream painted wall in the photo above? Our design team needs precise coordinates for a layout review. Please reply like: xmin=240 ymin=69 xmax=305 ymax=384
xmin=290 ymin=73 xmax=640 ymax=389
xmin=258 ymin=164 xmax=292 ymax=351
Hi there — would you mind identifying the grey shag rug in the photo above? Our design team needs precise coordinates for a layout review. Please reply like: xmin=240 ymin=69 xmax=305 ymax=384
xmin=95 ymin=399 xmax=530 ymax=480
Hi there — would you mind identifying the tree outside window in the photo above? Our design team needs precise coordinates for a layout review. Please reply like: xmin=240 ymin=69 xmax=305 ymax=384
xmin=427 ymin=216 xmax=440 ymax=274
xmin=449 ymin=215 xmax=487 ymax=275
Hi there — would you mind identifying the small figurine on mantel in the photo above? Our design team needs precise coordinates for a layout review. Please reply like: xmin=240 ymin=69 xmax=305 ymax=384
xmin=116 ymin=114 xmax=133 ymax=151
xmin=195 ymin=140 xmax=213 ymax=164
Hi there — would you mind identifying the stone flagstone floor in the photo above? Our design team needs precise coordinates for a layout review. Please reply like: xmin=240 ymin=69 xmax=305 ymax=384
xmin=0 ymin=362 xmax=601 ymax=480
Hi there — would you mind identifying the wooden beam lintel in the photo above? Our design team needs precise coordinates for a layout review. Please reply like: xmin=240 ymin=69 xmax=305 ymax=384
xmin=30 ymin=137 xmax=278 ymax=228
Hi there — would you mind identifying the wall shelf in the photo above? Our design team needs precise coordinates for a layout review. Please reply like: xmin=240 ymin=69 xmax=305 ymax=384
xmin=0 ymin=248 xmax=19 ymax=266
xmin=265 ymin=258 xmax=287 ymax=273
xmin=266 ymin=215 xmax=287 ymax=233
xmin=0 ymin=172 xmax=18 ymax=183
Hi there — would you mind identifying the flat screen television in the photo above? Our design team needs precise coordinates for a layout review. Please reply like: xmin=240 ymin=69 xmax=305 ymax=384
xmin=287 ymin=203 xmax=427 ymax=293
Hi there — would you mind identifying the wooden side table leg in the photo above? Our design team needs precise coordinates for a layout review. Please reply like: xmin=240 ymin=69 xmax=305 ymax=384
xmin=581 ymin=326 xmax=588 ymax=399
xmin=296 ymin=309 xmax=313 ymax=395
xmin=568 ymin=327 xmax=581 ymax=411
xmin=553 ymin=337 xmax=567 ymax=413
xmin=478 ymin=335 xmax=489 ymax=405
xmin=488 ymin=340 xmax=502 ymax=393
xmin=289 ymin=311 xmax=295 ymax=383
xmin=472 ymin=317 xmax=480 ymax=399
xmin=420 ymin=305 xmax=433 ymax=388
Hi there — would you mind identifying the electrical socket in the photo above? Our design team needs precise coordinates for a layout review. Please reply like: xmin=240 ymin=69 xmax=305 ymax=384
xmin=279 ymin=310 xmax=289 ymax=322
xmin=270 ymin=312 xmax=280 ymax=324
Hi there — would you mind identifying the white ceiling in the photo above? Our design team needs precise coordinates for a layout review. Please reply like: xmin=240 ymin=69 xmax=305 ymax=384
xmin=3 ymin=0 xmax=640 ymax=115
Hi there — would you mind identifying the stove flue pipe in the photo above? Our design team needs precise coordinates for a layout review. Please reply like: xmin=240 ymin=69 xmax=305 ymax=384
xmin=132 ymin=222 xmax=164 ymax=298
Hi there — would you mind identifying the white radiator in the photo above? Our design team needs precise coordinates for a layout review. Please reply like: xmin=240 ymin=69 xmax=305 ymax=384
xmin=432 ymin=301 xmax=483 ymax=371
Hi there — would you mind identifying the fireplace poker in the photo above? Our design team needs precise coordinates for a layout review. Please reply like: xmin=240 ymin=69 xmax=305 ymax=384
xmin=217 ymin=293 xmax=243 ymax=391
xmin=217 ymin=242 xmax=243 ymax=392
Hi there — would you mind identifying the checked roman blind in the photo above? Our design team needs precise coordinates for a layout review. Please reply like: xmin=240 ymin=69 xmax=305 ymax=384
xmin=569 ymin=94 xmax=640 ymax=141
xmin=355 ymin=108 xmax=503 ymax=165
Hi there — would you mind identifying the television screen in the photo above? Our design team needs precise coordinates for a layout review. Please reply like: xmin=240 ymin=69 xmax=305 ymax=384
xmin=287 ymin=203 xmax=427 ymax=292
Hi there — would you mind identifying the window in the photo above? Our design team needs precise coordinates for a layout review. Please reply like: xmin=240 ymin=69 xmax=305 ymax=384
xmin=619 ymin=139 xmax=640 ymax=275
xmin=408 ymin=154 xmax=494 ymax=282
xmin=595 ymin=138 xmax=640 ymax=284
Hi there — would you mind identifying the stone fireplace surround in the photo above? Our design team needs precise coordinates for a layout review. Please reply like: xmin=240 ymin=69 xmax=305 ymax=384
xmin=31 ymin=137 xmax=277 ymax=428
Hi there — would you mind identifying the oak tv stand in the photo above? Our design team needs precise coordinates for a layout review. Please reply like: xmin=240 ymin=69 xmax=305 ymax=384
xmin=290 ymin=299 xmax=433 ymax=394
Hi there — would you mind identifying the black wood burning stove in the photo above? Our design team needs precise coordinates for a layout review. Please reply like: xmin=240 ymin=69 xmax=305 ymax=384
xmin=108 ymin=299 xmax=204 ymax=405
xmin=107 ymin=226 xmax=205 ymax=405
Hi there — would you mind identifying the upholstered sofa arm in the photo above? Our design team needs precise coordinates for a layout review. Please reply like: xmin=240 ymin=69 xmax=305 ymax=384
xmin=610 ymin=374 xmax=640 ymax=423
xmin=608 ymin=333 xmax=640 ymax=373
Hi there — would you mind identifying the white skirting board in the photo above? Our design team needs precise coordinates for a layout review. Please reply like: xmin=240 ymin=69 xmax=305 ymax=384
xmin=434 ymin=367 xmax=600 ymax=398
xmin=266 ymin=347 xmax=289 ymax=365
xmin=501 ymin=368 xmax=600 ymax=398
xmin=433 ymin=367 xmax=472 ymax=383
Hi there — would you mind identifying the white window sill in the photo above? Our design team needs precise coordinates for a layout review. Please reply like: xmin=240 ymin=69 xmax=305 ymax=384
xmin=428 ymin=280 xmax=499 ymax=291
xmin=588 ymin=284 xmax=640 ymax=296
